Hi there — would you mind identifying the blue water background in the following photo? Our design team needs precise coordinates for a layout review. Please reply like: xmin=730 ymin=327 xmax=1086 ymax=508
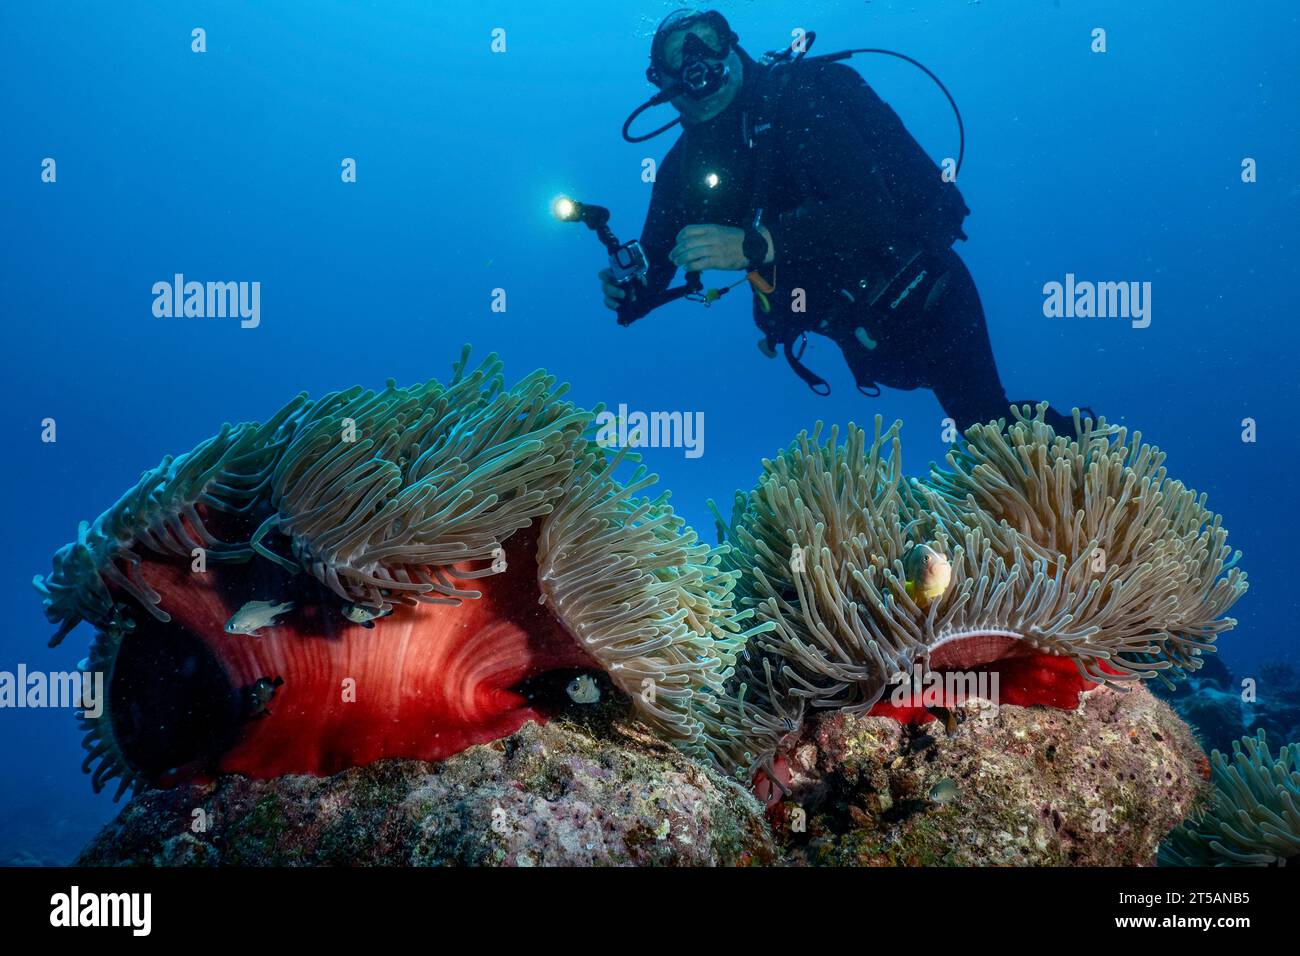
xmin=2 ymin=0 xmax=1297 ymax=861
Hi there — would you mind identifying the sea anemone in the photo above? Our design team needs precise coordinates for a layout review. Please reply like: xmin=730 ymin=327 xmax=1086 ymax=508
xmin=707 ymin=405 xmax=1248 ymax=779
xmin=1160 ymin=730 xmax=1300 ymax=866
xmin=535 ymin=444 xmax=759 ymax=746
xmin=35 ymin=348 xmax=762 ymax=799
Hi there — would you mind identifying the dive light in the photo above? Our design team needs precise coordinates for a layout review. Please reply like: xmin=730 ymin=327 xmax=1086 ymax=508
xmin=553 ymin=197 xmax=649 ymax=286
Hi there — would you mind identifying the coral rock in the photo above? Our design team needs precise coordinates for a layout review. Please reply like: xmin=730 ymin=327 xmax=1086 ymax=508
xmin=75 ymin=714 xmax=775 ymax=867
xmin=770 ymin=684 xmax=1205 ymax=866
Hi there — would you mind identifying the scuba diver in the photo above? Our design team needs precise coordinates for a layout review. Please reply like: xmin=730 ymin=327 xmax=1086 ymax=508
xmin=599 ymin=8 xmax=1079 ymax=433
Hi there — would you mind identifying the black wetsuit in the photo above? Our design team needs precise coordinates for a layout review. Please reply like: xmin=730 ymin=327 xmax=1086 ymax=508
xmin=633 ymin=51 xmax=1072 ymax=433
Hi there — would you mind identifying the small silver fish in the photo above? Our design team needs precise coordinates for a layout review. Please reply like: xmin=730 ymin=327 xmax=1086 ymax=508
xmin=342 ymin=602 xmax=392 ymax=629
xmin=566 ymin=674 xmax=601 ymax=705
xmin=224 ymin=599 xmax=294 ymax=636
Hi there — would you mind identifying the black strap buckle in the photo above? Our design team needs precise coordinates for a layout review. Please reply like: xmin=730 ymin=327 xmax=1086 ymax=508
xmin=782 ymin=333 xmax=831 ymax=396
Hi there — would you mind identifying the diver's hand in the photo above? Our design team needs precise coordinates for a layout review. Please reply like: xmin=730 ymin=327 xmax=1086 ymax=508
xmin=670 ymin=224 xmax=747 ymax=272
xmin=670 ymin=224 xmax=772 ymax=272
xmin=598 ymin=268 xmax=627 ymax=312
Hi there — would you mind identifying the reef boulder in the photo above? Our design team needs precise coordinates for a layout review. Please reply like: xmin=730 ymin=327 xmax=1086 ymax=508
xmin=75 ymin=685 xmax=1207 ymax=867
xmin=76 ymin=711 xmax=775 ymax=867
xmin=770 ymin=683 xmax=1206 ymax=866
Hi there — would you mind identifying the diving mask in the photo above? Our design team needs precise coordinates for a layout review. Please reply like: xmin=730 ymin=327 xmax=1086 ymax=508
xmin=646 ymin=10 xmax=737 ymax=99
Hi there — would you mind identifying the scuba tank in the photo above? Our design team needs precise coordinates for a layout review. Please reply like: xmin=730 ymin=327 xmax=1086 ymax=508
xmin=739 ymin=33 xmax=968 ymax=397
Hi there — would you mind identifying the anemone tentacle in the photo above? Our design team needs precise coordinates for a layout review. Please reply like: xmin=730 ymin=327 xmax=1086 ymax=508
xmin=259 ymin=360 xmax=594 ymax=609
xmin=75 ymin=606 xmax=145 ymax=802
xmin=701 ymin=404 xmax=1248 ymax=779
xmin=536 ymin=444 xmax=771 ymax=750
xmin=37 ymin=348 xmax=772 ymax=796
xmin=36 ymin=367 xmax=1248 ymax=795
xmin=35 ymin=401 xmax=307 ymax=645
xmin=1161 ymin=730 xmax=1300 ymax=866
xmin=923 ymin=404 xmax=1247 ymax=679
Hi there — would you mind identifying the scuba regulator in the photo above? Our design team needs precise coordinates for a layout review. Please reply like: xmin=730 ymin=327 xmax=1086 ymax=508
xmin=622 ymin=9 xmax=740 ymax=143
xmin=661 ymin=30 xmax=731 ymax=99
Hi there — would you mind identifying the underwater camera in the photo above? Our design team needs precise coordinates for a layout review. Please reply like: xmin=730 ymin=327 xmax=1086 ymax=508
xmin=552 ymin=198 xmax=648 ymax=286
xmin=554 ymin=196 xmax=702 ymax=326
